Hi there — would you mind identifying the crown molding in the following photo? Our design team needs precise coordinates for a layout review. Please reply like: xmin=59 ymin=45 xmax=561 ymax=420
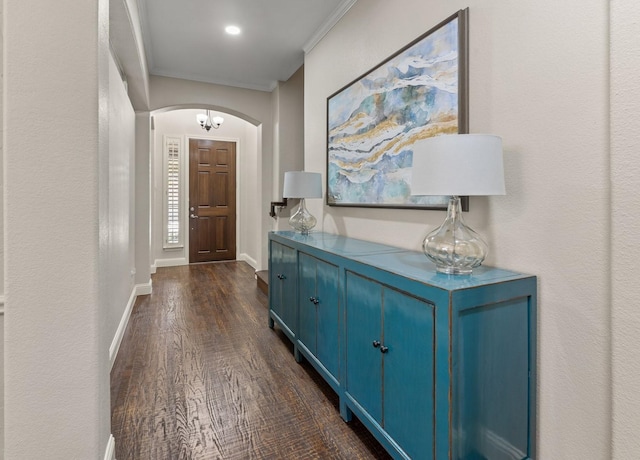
xmin=303 ymin=0 xmax=357 ymax=54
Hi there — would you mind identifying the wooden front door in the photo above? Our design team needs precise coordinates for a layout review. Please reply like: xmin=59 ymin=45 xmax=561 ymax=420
xmin=189 ymin=139 xmax=237 ymax=262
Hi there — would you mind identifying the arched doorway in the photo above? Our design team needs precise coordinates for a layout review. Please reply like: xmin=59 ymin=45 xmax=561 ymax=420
xmin=149 ymin=108 xmax=261 ymax=270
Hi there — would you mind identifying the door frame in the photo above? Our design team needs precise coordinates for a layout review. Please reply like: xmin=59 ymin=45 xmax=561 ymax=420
xmin=184 ymin=134 xmax=241 ymax=263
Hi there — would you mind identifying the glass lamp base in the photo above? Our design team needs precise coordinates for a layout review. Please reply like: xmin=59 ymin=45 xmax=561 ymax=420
xmin=289 ymin=198 xmax=317 ymax=235
xmin=423 ymin=196 xmax=488 ymax=275
xmin=434 ymin=264 xmax=474 ymax=275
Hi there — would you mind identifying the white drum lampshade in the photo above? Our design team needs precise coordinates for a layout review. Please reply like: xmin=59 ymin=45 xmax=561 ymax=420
xmin=411 ymin=134 xmax=505 ymax=274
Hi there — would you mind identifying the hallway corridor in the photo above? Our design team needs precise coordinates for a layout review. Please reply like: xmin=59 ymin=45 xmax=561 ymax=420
xmin=110 ymin=261 xmax=390 ymax=459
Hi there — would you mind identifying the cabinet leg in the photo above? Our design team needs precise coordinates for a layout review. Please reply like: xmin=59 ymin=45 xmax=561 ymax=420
xmin=294 ymin=345 xmax=302 ymax=363
xmin=339 ymin=399 xmax=353 ymax=422
xmin=268 ymin=316 xmax=274 ymax=329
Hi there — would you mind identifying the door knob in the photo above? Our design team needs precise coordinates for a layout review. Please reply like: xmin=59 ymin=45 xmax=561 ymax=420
xmin=190 ymin=214 xmax=198 ymax=219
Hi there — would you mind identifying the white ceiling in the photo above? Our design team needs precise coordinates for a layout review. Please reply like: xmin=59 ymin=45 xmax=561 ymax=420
xmin=137 ymin=0 xmax=356 ymax=92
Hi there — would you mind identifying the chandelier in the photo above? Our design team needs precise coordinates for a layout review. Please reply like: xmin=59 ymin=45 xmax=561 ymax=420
xmin=196 ymin=110 xmax=224 ymax=131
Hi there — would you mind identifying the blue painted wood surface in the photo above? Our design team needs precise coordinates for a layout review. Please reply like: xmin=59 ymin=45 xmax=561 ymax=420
xmin=298 ymin=253 xmax=340 ymax=380
xmin=315 ymin=258 xmax=340 ymax=379
xmin=382 ymin=287 xmax=435 ymax=459
xmin=268 ymin=231 xmax=537 ymax=460
xmin=345 ymin=272 xmax=383 ymax=423
xmin=297 ymin=253 xmax=317 ymax=353
xmin=268 ymin=241 xmax=297 ymax=340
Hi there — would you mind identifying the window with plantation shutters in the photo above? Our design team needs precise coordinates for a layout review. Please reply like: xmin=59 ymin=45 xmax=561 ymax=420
xmin=164 ymin=136 xmax=183 ymax=248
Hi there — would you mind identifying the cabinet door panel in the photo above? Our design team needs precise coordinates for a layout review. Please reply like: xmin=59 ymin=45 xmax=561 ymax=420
xmin=270 ymin=241 xmax=297 ymax=333
xmin=280 ymin=243 xmax=297 ymax=329
xmin=315 ymin=258 xmax=340 ymax=378
xmin=383 ymin=288 xmax=435 ymax=459
xmin=298 ymin=253 xmax=317 ymax=352
xmin=455 ymin=297 xmax=529 ymax=460
xmin=269 ymin=242 xmax=285 ymax=319
xmin=345 ymin=272 xmax=382 ymax=423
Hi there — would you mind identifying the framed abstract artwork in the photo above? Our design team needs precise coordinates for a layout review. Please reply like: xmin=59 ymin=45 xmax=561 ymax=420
xmin=326 ymin=8 xmax=469 ymax=210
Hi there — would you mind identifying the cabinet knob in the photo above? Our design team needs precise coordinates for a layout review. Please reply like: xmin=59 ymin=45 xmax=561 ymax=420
xmin=312 ymin=297 xmax=320 ymax=305
xmin=277 ymin=274 xmax=286 ymax=280
xmin=372 ymin=340 xmax=381 ymax=348
xmin=380 ymin=345 xmax=389 ymax=354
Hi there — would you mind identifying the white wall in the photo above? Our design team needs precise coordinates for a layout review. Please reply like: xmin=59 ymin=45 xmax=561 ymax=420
xmin=4 ymin=0 xmax=112 ymax=457
xmin=152 ymin=109 xmax=260 ymax=268
xmin=0 ymin=3 xmax=5 ymax=456
xmin=240 ymin=122 xmax=260 ymax=262
xmin=0 ymin=1 xmax=3 ymax=299
xmin=272 ymin=66 xmax=305 ymax=229
xmin=134 ymin=112 xmax=152 ymax=289
xmin=611 ymin=0 xmax=640 ymax=456
xmin=304 ymin=0 xmax=615 ymax=457
xmin=108 ymin=55 xmax=137 ymax=354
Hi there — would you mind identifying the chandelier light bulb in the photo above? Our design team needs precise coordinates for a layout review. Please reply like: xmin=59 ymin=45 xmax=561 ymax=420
xmin=196 ymin=110 xmax=224 ymax=131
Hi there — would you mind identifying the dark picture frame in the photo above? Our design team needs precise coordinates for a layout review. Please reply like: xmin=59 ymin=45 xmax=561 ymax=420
xmin=326 ymin=8 xmax=469 ymax=210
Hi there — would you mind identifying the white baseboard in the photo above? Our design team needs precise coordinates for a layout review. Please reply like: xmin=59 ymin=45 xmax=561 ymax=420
xmin=154 ymin=257 xmax=188 ymax=268
xmin=136 ymin=279 xmax=152 ymax=296
xmin=104 ymin=434 xmax=115 ymax=460
xmin=154 ymin=256 xmax=258 ymax=269
xmin=238 ymin=253 xmax=258 ymax=270
xmin=150 ymin=262 xmax=157 ymax=274
xmin=109 ymin=281 xmax=153 ymax=369
xmin=109 ymin=287 xmax=137 ymax=369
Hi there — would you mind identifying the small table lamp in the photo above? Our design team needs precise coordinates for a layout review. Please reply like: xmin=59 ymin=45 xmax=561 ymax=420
xmin=283 ymin=171 xmax=323 ymax=234
xmin=410 ymin=134 xmax=506 ymax=275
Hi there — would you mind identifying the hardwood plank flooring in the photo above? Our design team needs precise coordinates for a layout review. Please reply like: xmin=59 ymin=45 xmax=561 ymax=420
xmin=111 ymin=261 xmax=391 ymax=459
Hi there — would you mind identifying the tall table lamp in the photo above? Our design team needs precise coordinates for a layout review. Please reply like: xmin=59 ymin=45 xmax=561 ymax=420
xmin=410 ymin=134 xmax=505 ymax=275
xmin=283 ymin=171 xmax=323 ymax=235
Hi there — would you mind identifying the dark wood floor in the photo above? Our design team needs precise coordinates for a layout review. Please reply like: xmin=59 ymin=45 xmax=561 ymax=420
xmin=111 ymin=261 xmax=391 ymax=460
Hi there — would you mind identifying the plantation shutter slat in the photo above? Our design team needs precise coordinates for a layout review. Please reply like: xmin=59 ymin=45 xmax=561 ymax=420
xmin=165 ymin=137 xmax=181 ymax=247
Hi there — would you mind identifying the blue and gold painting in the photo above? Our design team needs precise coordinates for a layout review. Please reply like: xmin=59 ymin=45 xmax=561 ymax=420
xmin=327 ymin=13 xmax=465 ymax=208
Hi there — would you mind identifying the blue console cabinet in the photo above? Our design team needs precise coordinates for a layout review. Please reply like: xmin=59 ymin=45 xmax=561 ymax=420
xmin=268 ymin=240 xmax=297 ymax=340
xmin=268 ymin=231 xmax=537 ymax=460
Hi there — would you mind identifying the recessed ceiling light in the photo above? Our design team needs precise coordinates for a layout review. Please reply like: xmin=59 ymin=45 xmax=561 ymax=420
xmin=225 ymin=25 xmax=241 ymax=35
